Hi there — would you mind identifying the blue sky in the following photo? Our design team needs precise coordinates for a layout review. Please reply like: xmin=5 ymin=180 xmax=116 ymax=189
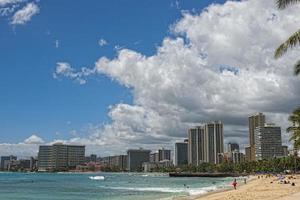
xmin=1 ymin=0 xmax=299 ymax=157
xmin=0 ymin=0 xmax=226 ymax=143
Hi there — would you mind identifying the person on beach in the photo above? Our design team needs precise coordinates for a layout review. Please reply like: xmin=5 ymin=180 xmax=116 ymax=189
xmin=244 ymin=178 xmax=247 ymax=184
xmin=232 ymin=179 xmax=237 ymax=190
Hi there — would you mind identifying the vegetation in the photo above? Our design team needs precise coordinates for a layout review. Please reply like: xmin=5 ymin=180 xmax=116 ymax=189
xmin=287 ymin=108 xmax=300 ymax=149
xmin=176 ymin=157 xmax=300 ymax=174
xmin=274 ymin=0 xmax=300 ymax=151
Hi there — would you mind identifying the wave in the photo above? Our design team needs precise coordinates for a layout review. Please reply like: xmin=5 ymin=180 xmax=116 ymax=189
xmin=100 ymin=185 xmax=217 ymax=196
xmin=89 ymin=176 xmax=105 ymax=180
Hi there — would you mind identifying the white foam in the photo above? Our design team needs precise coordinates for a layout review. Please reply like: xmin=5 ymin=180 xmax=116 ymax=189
xmin=89 ymin=176 xmax=105 ymax=180
xmin=100 ymin=185 xmax=218 ymax=196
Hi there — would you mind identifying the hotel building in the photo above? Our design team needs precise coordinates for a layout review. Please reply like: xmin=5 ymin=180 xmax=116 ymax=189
xmin=188 ymin=121 xmax=224 ymax=165
xmin=127 ymin=149 xmax=150 ymax=172
xmin=249 ymin=113 xmax=265 ymax=161
xmin=254 ymin=123 xmax=283 ymax=160
xmin=174 ymin=141 xmax=188 ymax=166
xmin=38 ymin=143 xmax=85 ymax=171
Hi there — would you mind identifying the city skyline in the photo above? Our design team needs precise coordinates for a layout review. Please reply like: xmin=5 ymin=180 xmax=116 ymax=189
xmin=1 ymin=0 xmax=300 ymax=157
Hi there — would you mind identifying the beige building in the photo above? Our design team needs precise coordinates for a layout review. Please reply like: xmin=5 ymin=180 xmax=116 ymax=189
xmin=188 ymin=121 xmax=224 ymax=165
xmin=248 ymin=113 xmax=265 ymax=161
xmin=38 ymin=143 xmax=85 ymax=171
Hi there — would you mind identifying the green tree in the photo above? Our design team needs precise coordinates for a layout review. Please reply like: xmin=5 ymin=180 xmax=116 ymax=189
xmin=274 ymin=0 xmax=300 ymax=153
xmin=287 ymin=108 xmax=300 ymax=149
xmin=275 ymin=0 xmax=300 ymax=72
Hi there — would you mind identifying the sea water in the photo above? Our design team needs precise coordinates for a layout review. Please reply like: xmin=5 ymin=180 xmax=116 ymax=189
xmin=0 ymin=172 xmax=233 ymax=200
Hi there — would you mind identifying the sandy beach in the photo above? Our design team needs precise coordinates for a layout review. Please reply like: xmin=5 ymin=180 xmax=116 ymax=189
xmin=190 ymin=175 xmax=300 ymax=200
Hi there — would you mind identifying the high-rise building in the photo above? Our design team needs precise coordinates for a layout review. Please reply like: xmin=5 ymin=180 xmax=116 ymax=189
xmin=188 ymin=126 xmax=205 ymax=166
xmin=245 ymin=146 xmax=251 ymax=162
xmin=203 ymin=121 xmax=224 ymax=164
xmin=227 ymin=143 xmax=239 ymax=153
xmin=108 ymin=155 xmax=127 ymax=170
xmin=254 ymin=124 xmax=283 ymax=160
xmin=38 ymin=143 xmax=85 ymax=171
xmin=231 ymin=150 xmax=245 ymax=163
xmin=158 ymin=148 xmax=171 ymax=161
xmin=188 ymin=121 xmax=224 ymax=165
xmin=127 ymin=149 xmax=150 ymax=172
xmin=175 ymin=141 xmax=188 ymax=166
xmin=0 ymin=155 xmax=17 ymax=171
xmin=249 ymin=113 xmax=265 ymax=161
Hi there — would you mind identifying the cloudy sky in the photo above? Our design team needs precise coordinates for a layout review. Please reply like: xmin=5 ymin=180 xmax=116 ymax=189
xmin=1 ymin=0 xmax=300 ymax=158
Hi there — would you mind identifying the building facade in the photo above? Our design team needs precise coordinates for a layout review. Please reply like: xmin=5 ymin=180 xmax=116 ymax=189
xmin=203 ymin=121 xmax=224 ymax=164
xmin=249 ymin=113 xmax=265 ymax=161
xmin=127 ymin=149 xmax=150 ymax=172
xmin=188 ymin=121 xmax=224 ymax=165
xmin=188 ymin=126 xmax=205 ymax=166
xmin=174 ymin=141 xmax=188 ymax=166
xmin=254 ymin=124 xmax=283 ymax=160
xmin=227 ymin=143 xmax=239 ymax=153
xmin=0 ymin=156 xmax=17 ymax=171
xmin=38 ymin=143 xmax=85 ymax=171
xmin=158 ymin=148 xmax=171 ymax=161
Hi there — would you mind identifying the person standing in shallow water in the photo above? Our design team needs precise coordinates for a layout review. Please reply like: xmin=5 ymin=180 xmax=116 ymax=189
xmin=232 ymin=179 xmax=237 ymax=190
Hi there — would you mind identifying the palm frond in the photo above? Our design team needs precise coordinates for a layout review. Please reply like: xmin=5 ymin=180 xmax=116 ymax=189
xmin=295 ymin=60 xmax=300 ymax=75
xmin=276 ymin=0 xmax=300 ymax=9
xmin=275 ymin=29 xmax=300 ymax=58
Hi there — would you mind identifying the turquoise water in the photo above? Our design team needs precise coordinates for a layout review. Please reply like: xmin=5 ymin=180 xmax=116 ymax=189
xmin=0 ymin=172 xmax=232 ymax=200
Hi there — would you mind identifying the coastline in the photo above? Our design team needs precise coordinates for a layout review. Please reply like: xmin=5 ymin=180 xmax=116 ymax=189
xmin=182 ymin=174 xmax=300 ymax=200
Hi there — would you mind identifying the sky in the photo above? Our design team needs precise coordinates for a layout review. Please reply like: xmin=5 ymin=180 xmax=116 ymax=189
xmin=0 ymin=0 xmax=300 ymax=158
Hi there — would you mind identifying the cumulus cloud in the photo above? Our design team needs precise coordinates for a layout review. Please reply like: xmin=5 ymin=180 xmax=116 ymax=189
xmin=0 ymin=134 xmax=44 ymax=158
xmin=0 ymin=0 xmax=23 ymax=7
xmin=24 ymin=134 xmax=45 ymax=144
xmin=53 ymin=62 xmax=95 ymax=85
xmin=28 ymin=0 xmax=300 ymax=156
xmin=98 ymin=38 xmax=108 ymax=47
xmin=52 ymin=0 xmax=300 ymax=154
xmin=10 ymin=2 xmax=39 ymax=25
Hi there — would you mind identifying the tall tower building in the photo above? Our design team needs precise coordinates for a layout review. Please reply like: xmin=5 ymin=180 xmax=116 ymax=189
xmin=175 ymin=141 xmax=188 ymax=166
xmin=188 ymin=121 xmax=224 ymax=165
xmin=227 ymin=143 xmax=239 ymax=153
xmin=204 ymin=121 xmax=224 ymax=164
xmin=254 ymin=124 xmax=283 ymax=160
xmin=188 ymin=126 xmax=205 ymax=166
xmin=249 ymin=113 xmax=265 ymax=161
xmin=158 ymin=148 xmax=171 ymax=161
xmin=127 ymin=149 xmax=150 ymax=172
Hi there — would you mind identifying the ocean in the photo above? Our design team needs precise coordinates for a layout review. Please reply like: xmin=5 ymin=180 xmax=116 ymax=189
xmin=0 ymin=172 xmax=233 ymax=200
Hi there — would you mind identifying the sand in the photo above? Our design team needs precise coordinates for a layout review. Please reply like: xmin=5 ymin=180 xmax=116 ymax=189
xmin=191 ymin=175 xmax=300 ymax=200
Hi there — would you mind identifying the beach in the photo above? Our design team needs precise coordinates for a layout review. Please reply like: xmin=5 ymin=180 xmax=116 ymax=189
xmin=191 ymin=175 xmax=300 ymax=200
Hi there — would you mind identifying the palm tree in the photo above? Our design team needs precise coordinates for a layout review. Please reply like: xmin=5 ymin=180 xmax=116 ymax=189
xmin=287 ymin=108 xmax=300 ymax=149
xmin=275 ymin=0 xmax=300 ymax=159
xmin=274 ymin=0 xmax=300 ymax=76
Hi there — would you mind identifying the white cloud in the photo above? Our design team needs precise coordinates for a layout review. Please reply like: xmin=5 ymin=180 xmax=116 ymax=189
xmin=11 ymin=2 xmax=39 ymax=25
xmin=24 ymin=134 xmax=45 ymax=144
xmin=0 ymin=0 xmax=23 ymax=7
xmin=98 ymin=38 xmax=108 ymax=47
xmin=49 ymin=0 xmax=300 ymax=155
xmin=53 ymin=62 xmax=95 ymax=85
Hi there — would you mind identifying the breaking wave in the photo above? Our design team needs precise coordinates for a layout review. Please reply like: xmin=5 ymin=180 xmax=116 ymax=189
xmin=89 ymin=176 xmax=105 ymax=180
xmin=100 ymin=185 xmax=218 ymax=196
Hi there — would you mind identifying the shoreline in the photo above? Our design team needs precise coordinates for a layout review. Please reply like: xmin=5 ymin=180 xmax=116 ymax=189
xmin=183 ymin=174 xmax=300 ymax=200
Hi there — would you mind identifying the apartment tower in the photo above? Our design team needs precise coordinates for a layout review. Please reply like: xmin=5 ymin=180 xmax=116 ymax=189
xmin=249 ymin=113 xmax=265 ymax=161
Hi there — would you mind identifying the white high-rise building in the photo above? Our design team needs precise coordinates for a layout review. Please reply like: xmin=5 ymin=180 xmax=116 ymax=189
xmin=254 ymin=123 xmax=283 ymax=160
